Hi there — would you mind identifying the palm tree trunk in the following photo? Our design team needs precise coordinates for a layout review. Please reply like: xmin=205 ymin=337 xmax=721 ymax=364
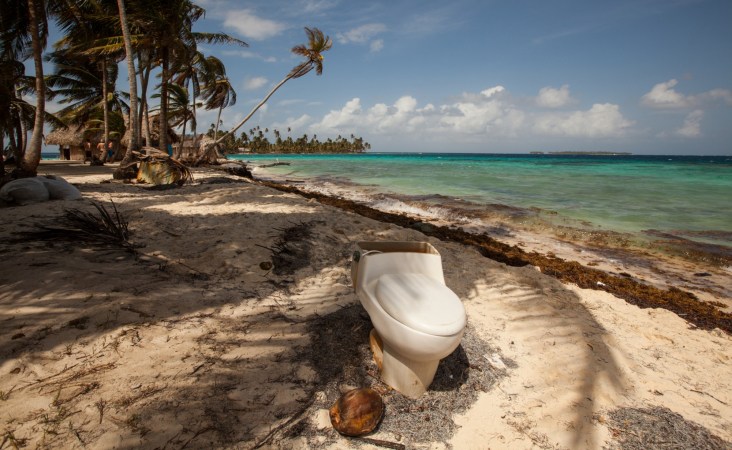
xmin=20 ymin=0 xmax=45 ymax=177
xmin=210 ymin=74 xmax=294 ymax=152
xmin=191 ymin=78 xmax=198 ymax=147
xmin=159 ymin=47 xmax=169 ymax=154
xmin=195 ymin=74 xmax=293 ymax=165
xmin=101 ymin=59 xmax=110 ymax=163
xmin=178 ymin=118 xmax=187 ymax=160
xmin=116 ymin=0 xmax=140 ymax=176
xmin=16 ymin=86 xmax=27 ymax=155
xmin=214 ymin=104 xmax=223 ymax=137
xmin=138 ymin=53 xmax=153 ymax=147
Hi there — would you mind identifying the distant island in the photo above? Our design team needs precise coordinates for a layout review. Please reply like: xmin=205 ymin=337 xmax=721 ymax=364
xmin=210 ymin=125 xmax=370 ymax=154
xmin=529 ymin=151 xmax=632 ymax=156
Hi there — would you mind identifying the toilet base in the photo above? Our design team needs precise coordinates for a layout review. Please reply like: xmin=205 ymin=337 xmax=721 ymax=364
xmin=370 ymin=330 xmax=440 ymax=399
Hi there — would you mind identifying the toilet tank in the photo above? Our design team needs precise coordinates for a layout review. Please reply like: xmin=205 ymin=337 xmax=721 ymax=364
xmin=351 ymin=241 xmax=445 ymax=290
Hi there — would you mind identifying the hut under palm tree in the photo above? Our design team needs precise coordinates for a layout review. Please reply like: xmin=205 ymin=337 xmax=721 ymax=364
xmin=45 ymin=125 xmax=98 ymax=161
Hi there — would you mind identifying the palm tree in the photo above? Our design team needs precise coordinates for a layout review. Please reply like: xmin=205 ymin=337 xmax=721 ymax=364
xmin=0 ymin=59 xmax=34 ymax=169
xmin=200 ymin=27 xmax=332 ymax=163
xmin=152 ymin=82 xmax=193 ymax=157
xmin=114 ymin=0 xmax=141 ymax=177
xmin=138 ymin=0 xmax=245 ymax=155
xmin=16 ymin=0 xmax=47 ymax=176
xmin=53 ymin=0 xmax=125 ymax=164
xmin=199 ymin=55 xmax=235 ymax=140
xmin=46 ymin=50 xmax=128 ymax=124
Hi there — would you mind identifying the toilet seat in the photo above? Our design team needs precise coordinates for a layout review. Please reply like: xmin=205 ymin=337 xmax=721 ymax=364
xmin=375 ymin=273 xmax=466 ymax=337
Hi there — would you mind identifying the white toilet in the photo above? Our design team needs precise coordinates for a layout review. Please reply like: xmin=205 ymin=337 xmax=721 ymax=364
xmin=352 ymin=241 xmax=466 ymax=398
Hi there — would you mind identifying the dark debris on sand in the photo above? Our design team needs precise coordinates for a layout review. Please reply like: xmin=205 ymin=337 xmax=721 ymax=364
xmin=603 ymin=406 xmax=731 ymax=450
xmin=292 ymin=304 xmax=508 ymax=447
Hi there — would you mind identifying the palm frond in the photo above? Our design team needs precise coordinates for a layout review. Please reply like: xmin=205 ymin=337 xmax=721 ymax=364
xmin=191 ymin=31 xmax=248 ymax=48
xmin=17 ymin=200 xmax=139 ymax=253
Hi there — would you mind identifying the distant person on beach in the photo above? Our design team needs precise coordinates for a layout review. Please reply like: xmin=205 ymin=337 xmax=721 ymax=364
xmin=84 ymin=140 xmax=92 ymax=164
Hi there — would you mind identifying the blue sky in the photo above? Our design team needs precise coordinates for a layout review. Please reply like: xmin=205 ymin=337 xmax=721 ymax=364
xmin=45 ymin=0 xmax=732 ymax=154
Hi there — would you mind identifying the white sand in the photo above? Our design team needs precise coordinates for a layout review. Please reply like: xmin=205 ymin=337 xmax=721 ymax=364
xmin=0 ymin=161 xmax=729 ymax=449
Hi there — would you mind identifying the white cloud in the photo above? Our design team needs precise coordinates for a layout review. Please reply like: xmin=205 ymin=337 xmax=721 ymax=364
xmin=437 ymin=86 xmax=524 ymax=135
xmin=699 ymin=88 xmax=732 ymax=105
xmin=312 ymin=96 xmax=432 ymax=135
xmin=336 ymin=23 xmax=386 ymax=44
xmin=370 ymin=39 xmax=384 ymax=53
xmin=300 ymin=0 xmax=338 ymax=13
xmin=641 ymin=79 xmax=732 ymax=110
xmin=536 ymin=84 xmax=573 ymax=108
xmin=223 ymin=10 xmax=286 ymax=40
xmin=441 ymin=98 xmax=520 ymax=135
xmin=481 ymin=86 xmax=505 ymax=98
xmin=222 ymin=49 xmax=277 ymax=63
xmin=245 ymin=77 xmax=268 ymax=90
xmin=314 ymin=98 xmax=363 ymax=131
xmin=272 ymin=114 xmax=313 ymax=132
xmin=307 ymin=87 xmax=635 ymax=144
xmin=533 ymin=103 xmax=634 ymax=137
xmin=641 ymin=79 xmax=690 ymax=109
xmin=676 ymin=109 xmax=704 ymax=137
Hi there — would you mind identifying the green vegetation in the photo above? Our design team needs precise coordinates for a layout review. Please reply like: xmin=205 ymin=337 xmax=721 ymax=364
xmin=207 ymin=125 xmax=370 ymax=154
xmin=2 ymin=1 xmax=333 ymax=177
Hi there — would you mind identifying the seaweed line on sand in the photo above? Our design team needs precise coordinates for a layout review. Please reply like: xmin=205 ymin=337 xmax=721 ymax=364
xmin=257 ymin=179 xmax=732 ymax=334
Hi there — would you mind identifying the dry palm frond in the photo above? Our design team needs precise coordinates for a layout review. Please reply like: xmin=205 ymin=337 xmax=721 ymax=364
xmin=17 ymin=200 xmax=139 ymax=252
xmin=134 ymin=149 xmax=193 ymax=186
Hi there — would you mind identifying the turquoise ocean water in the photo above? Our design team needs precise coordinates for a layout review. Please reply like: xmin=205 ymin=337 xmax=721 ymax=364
xmin=232 ymin=153 xmax=732 ymax=255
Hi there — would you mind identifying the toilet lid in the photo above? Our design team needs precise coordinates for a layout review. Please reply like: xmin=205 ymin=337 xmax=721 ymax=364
xmin=375 ymin=273 xmax=466 ymax=336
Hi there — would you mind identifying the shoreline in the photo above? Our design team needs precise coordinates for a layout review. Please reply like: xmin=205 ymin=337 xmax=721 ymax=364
xmin=254 ymin=177 xmax=732 ymax=333
xmin=1 ymin=160 xmax=730 ymax=448
xmin=27 ymin=160 xmax=732 ymax=330
xmin=244 ymin=154 xmax=732 ymax=309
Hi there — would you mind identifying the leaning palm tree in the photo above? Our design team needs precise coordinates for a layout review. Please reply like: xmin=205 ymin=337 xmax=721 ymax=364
xmin=197 ymin=27 xmax=332 ymax=164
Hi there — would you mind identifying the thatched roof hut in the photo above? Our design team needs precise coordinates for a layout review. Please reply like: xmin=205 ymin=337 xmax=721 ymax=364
xmin=45 ymin=126 xmax=100 ymax=161
xmin=45 ymin=125 xmax=99 ymax=147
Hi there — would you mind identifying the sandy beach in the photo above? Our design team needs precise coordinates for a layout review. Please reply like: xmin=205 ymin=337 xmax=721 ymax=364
xmin=1 ymin=160 xmax=730 ymax=449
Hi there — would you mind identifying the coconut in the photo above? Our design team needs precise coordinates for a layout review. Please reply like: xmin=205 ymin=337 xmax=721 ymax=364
xmin=329 ymin=387 xmax=384 ymax=436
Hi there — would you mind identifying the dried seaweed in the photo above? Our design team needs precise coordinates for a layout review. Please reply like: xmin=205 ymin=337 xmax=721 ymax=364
xmin=258 ymin=221 xmax=313 ymax=276
xmin=603 ymin=406 xmax=731 ymax=450
xmin=293 ymin=304 xmax=506 ymax=447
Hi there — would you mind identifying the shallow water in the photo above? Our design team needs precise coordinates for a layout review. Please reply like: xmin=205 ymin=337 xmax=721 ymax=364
xmin=230 ymin=153 xmax=732 ymax=258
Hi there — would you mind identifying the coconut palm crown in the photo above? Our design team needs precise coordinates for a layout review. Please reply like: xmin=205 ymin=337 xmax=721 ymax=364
xmin=289 ymin=27 xmax=333 ymax=78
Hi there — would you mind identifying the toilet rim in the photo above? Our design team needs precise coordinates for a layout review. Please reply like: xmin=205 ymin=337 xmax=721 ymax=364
xmin=374 ymin=273 xmax=466 ymax=337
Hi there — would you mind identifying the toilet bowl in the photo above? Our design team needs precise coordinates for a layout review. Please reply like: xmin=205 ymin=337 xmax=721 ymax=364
xmin=352 ymin=241 xmax=466 ymax=398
